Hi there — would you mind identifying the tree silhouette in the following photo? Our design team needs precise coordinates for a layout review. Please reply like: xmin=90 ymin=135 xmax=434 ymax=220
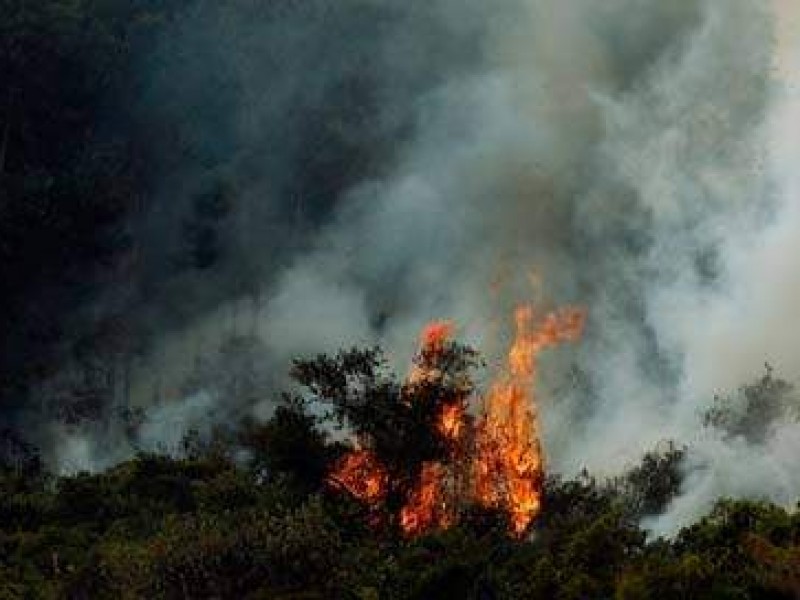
xmin=292 ymin=342 xmax=480 ymax=538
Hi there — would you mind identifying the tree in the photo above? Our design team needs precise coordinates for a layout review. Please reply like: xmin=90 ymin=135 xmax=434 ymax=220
xmin=612 ymin=441 xmax=686 ymax=518
xmin=291 ymin=342 xmax=480 ymax=538
xmin=702 ymin=365 xmax=796 ymax=444
xmin=239 ymin=396 xmax=335 ymax=496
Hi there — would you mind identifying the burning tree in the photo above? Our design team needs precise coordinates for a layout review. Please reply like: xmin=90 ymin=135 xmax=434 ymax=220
xmin=292 ymin=323 xmax=480 ymax=539
xmin=295 ymin=305 xmax=585 ymax=540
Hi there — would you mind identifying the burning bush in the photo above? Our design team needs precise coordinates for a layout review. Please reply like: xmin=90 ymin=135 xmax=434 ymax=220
xmin=300 ymin=305 xmax=585 ymax=539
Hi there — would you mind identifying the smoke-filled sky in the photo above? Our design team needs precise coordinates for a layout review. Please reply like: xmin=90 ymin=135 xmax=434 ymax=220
xmin=644 ymin=0 xmax=800 ymax=534
xmin=36 ymin=0 xmax=800 ymax=534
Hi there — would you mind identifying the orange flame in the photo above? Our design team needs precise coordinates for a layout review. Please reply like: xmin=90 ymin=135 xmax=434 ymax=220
xmin=400 ymin=321 xmax=463 ymax=535
xmin=420 ymin=320 xmax=455 ymax=351
xmin=439 ymin=402 xmax=465 ymax=441
xmin=327 ymin=303 xmax=585 ymax=538
xmin=474 ymin=305 xmax=585 ymax=535
xmin=407 ymin=320 xmax=455 ymax=387
xmin=401 ymin=462 xmax=452 ymax=536
xmin=328 ymin=449 xmax=387 ymax=505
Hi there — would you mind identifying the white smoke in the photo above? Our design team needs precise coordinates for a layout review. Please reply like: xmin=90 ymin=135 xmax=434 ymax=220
xmin=42 ymin=0 xmax=800 ymax=532
xmin=137 ymin=390 xmax=220 ymax=454
xmin=647 ymin=423 xmax=800 ymax=535
xmin=647 ymin=7 xmax=800 ymax=534
xmin=254 ymin=0 xmax=800 ymax=533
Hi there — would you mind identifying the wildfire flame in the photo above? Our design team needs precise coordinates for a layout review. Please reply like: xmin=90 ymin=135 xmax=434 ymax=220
xmin=400 ymin=462 xmax=452 ymax=536
xmin=399 ymin=319 xmax=465 ymax=535
xmin=420 ymin=320 xmax=455 ymax=351
xmin=473 ymin=305 xmax=585 ymax=534
xmin=327 ymin=303 xmax=585 ymax=538
xmin=327 ymin=449 xmax=388 ymax=505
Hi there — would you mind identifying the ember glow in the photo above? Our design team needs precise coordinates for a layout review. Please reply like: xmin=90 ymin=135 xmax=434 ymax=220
xmin=328 ymin=303 xmax=585 ymax=538
xmin=328 ymin=449 xmax=387 ymax=506
xmin=420 ymin=320 xmax=455 ymax=352
xmin=400 ymin=462 xmax=452 ymax=537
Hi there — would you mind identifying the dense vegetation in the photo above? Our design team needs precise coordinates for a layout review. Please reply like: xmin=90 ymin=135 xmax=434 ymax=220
xmin=1 ymin=347 xmax=799 ymax=599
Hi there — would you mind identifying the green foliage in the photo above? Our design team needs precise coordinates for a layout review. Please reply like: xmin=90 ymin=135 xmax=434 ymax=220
xmin=291 ymin=343 xmax=480 ymax=536
xmin=16 ymin=352 xmax=800 ymax=598
xmin=239 ymin=397 xmax=337 ymax=496
xmin=2 ymin=344 xmax=800 ymax=598
xmin=616 ymin=499 xmax=800 ymax=599
xmin=702 ymin=364 xmax=797 ymax=443
xmin=483 ymin=473 xmax=649 ymax=599
xmin=2 ymin=433 xmax=800 ymax=598
xmin=608 ymin=441 xmax=686 ymax=519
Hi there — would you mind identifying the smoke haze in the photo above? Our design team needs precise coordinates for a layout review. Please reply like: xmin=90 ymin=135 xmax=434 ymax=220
xmin=27 ymin=0 xmax=800 ymax=534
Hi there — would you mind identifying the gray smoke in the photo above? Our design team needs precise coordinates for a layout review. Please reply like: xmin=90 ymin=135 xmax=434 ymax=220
xmin=38 ymin=0 xmax=800 ymax=534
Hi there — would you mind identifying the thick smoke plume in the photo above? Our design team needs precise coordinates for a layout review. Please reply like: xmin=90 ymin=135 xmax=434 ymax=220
xmin=28 ymin=0 xmax=800 ymax=534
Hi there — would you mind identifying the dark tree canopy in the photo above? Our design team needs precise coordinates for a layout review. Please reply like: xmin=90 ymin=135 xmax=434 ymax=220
xmin=702 ymin=364 xmax=797 ymax=444
xmin=291 ymin=342 xmax=480 ymax=536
